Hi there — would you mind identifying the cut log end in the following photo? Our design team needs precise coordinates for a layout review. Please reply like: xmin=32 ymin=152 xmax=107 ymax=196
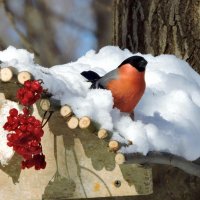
xmin=115 ymin=153 xmax=125 ymax=164
xmin=109 ymin=140 xmax=120 ymax=151
xmin=0 ymin=67 xmax=13 ymax=82
xmin=79 ymin=116 xmax=91 ymax=129
xmin=17 ymin=71 xmax=32 ymax=84
xmin=39 ymin=99 xmax=51 ymax=111
xmin=60 ymin=105 xmax=72 ymax=118
xmin=67 ymin=116 xmax=79 ymax=129
xmin=98 ymin=129 xmax=108 ymax=139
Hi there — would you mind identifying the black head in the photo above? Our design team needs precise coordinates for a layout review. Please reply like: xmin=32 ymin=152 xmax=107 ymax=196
xmin=118 ymin=56 xmax=147 ymax=72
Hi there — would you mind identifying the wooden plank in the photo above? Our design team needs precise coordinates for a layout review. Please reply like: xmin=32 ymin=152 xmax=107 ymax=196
xmin=0 ymin=97 xmax=153 ymax=200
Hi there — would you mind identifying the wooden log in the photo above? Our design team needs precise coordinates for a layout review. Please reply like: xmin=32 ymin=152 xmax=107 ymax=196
xmin=17 ymin=71 xmax=32 ymax=84
xmin=39 ymin=99 xmax=51 ymax=111
xmin=60 ymin=105 xmax=72 ymax=118
xmin=0 ymin=67 xmax=19 ymax=101
xmin=79 ymin=116 xmax=97 ymax=133
xmin=0 ymin=67 xmax=15 ymax=82
xmin=39 ymin=98 xmax=61 ymax=112
xmin=67 ymin=116 xmax=79 ymax=129
xmin=108 ymin=140 xmax=120 ymax=151
xmin=79 ymin=116 xmax=91 ymax=129
xmin=0 ymin=67 xmax=32 ymax=85
xmin=97 ymin=128 xmax=108 ymax=139
xmin=115 ymin=153 xmax=126 ymax=165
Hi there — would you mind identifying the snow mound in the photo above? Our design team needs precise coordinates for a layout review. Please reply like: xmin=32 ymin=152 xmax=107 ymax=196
xmin=1 ymin=46 xmax=200 ymax=161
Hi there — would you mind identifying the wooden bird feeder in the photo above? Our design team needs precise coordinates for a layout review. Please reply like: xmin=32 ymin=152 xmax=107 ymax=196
xmin=0 ymin=66 xmax=153 ymax=199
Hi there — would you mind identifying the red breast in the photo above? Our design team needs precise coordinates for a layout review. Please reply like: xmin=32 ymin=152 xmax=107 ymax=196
xmin=106 ymin=64 xmax=145 ymax=113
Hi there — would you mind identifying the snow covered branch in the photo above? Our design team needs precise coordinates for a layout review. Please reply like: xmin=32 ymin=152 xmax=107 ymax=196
xmin=124 ymin=152 xmax=200 ymax=178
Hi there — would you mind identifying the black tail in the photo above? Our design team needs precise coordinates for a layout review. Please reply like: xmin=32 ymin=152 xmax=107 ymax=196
xmin=81 ymin=70 xmax=101 ymax=81
xmin=81 ymin=70 xmax=103 ymax=89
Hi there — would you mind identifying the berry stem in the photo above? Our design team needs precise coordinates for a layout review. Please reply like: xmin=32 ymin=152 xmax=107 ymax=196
xmin=42 ymin=111 xmax=54 ymax=128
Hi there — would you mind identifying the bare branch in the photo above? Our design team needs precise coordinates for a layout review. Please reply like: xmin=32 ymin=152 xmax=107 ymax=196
xmin=125 ymin=151 xmax=200 ymax=178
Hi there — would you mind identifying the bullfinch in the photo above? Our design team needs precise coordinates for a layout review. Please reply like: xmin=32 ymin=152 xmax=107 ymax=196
xmin=81 ymin=56 xmax=147 ymax=118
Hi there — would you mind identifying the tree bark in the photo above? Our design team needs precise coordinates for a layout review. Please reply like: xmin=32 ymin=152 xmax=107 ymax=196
xmin=113 ymin=0 xmax=200 ymax=73
xmin=112 ymin=1 xmax=200 ymax=199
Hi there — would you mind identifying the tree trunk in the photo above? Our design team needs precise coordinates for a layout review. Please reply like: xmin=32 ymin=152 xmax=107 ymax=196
xmin=112 ymin=1 xmax=200 ymax=200
xmin=113 ymin=0 xmax=200 ymax=73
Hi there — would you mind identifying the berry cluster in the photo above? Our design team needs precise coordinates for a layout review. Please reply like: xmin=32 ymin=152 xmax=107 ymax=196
xmin=3 ymin=79 xmax=47 ymax=170
xmin=16 ymin=80 xmax=43 ymax=106
xmin=21 ymin=154 xmax=46 ymax=170
xmin=3 ymin=108 xmax=46 ymax=170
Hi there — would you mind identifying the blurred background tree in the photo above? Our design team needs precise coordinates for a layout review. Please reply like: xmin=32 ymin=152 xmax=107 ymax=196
xmin=0 ymin=0 xmax=112 ymax=67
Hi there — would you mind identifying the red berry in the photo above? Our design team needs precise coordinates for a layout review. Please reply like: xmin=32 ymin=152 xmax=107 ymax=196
xmin=7 ymin=116 xmax=14 ymax=124
xmin=7 ymin=134 xmax=12 ymax=140
xmin=34 ymin=127 xmax=44 ymax=138
xmin=7 ymin=142 xmax=13 ymax=147
xmin=27 ymin=124 xmax=34 ymax=132
xmin=21 ymin=97 xmax=29 ymax=106
xmin=34 ymin=120 xmax=41 ymax=126
xmin=3 ymin=122 xmax=10 ymax=130
xmin=27 ymin=116 xmax=35 ymax=124
xmin=31 ymin=80 xmax=42 ymax=91
xmin=19 ymin=124 xmax=27 ymax=132
xmin=32 ymin=140 xmax=39 ymax=146
xmin=24 ymin=80 xmax=32 ymax=89
xmin=12 ymin=123 xmax=18 ymax=130
xmin=26 ymin=91 xmax=34 ymax=99
xmin=16 ymin=88 xmax=25 ymax=97
xmin=23 ymin=107 xmax=30 ymax=115
xmin=15 ymin=129 xmax=23 ymax=138
xmin=9 ymin=108 xmax=18 ymax=117
xmin=19 ymin=116 xmax=27 ymax=124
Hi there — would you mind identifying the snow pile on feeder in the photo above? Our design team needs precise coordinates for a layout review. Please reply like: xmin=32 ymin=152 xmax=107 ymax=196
xmin=0 ymin=46 xmax=200 ymax=165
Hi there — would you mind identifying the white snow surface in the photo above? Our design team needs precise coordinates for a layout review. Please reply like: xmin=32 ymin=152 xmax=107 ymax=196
xmin=1 ymin=46 xmax=200 ymax=161
xmin=0 ymin=100 xmax=21 ymax=165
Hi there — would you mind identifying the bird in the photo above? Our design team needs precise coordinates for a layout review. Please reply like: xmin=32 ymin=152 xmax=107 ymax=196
xmin=81 ymin=56 xmax=147 ymax=119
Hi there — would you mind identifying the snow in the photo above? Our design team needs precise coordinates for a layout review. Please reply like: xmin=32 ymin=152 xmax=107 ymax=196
xmin=1 ymin=46 xmax=200 ymax=162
